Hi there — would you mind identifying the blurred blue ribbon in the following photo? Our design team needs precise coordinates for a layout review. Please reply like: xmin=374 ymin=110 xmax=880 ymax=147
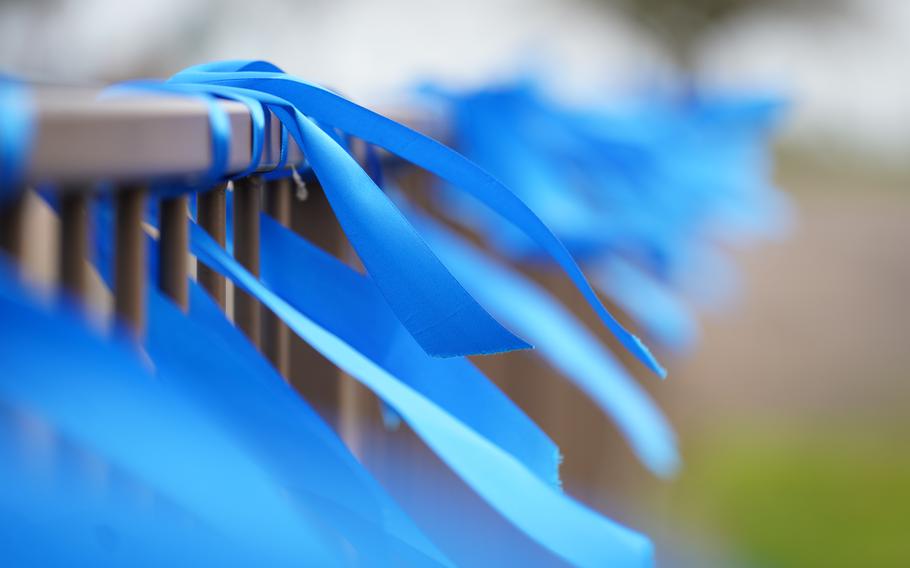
xmin=168 ymin=60 xmax=664 ymax=376
xmin=421 ymin=81 xmax=790 ymax=353
xmin=399 ymin=199 xmax=680 ymax=477
xmin=168 ymin=62 xmax=532 ymax=360
xmin=90 ymin=201 xmax=453 ymax=566
xmin=0 ymin=78 xmax=32 ymax=199
xmin=190 ymin=219 xmax=654 ymax=567
xmin=0 ymin=262 xmax=343 ymax=565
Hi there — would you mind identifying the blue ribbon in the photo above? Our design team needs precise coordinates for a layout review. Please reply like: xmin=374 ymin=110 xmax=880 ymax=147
xmin=591 ymin=256 xmax=697 ymax=354
xmin=0 ymin=263 xmax=342 ymax=565
xmin=257 ymin=214 xmax=560 ymax=486
xmin=421 ymin=81 xmax=790 ymax=356
xmin=92 ymin=194 xmax=644 ymax=562
xmin=146 ymin=284 xmax=451 ymax=566
xmin=189 ymin=220 xmax=654 ymax=567
xmin=287 ymin=111 xmax=528 ymax=357
xmin=168 ymin=60 xmax=664 ymax=376
xmin=401 ymin=201 xmax=680 ymax=478
xmin=87 ymin=202 xmax=452 ymax=566
xmin=0 ymin=79 xmax=32 ymax=198
xmin=168 ymin=72 xmax=529 ymax=359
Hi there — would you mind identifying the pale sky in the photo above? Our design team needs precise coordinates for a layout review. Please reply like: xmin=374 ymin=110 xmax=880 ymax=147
xmin=1 ymin=0 xmax=907 ymax=160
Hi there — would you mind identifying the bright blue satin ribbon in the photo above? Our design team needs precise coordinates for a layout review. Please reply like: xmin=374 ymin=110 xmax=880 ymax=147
xmin=91 ymin=197 xmax=582 ymax=559
xmin=400 ymin=202 xmax=680 ymax=478
xmin=591 ymin=256 xmax=697 ymax=355
xmin=86 ymin=202 xmax=452 ymax=566
xmin=0 ymin=263 xmax=342 ymax=565
xmin=167 ymin=60 xmax=664 ymax=376
xmin=189 ymin=220 xmax=654 ymax=567
xmin=92 ymin=190 xmax=604 ymax=563
xmin=146 ymin=284 xmax=451 ymax=566
xmin=260 ymin=124 xmax=292 ymax=181
xmin=257 ymin=214 xmax=560 ymax=486
xmin=422 ymin=81 xmax=789 ymax=358
xmin=0 ymin=405 xmax=262 ymax=567
xmin=182 ymin=282 xmax=450 ymax=566
xmin=0 ymin=79 xmax=32 ymax=198
xmin=168 ymin=68 xmax=530 ymax=359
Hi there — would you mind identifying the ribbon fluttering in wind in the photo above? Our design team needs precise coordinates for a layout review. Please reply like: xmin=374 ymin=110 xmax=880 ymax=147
xmin=190 ymin=218 xmax=653 ymax=567
xmin=168 ymin=62 xmax=534 ymax=360
xmin=398 ymin=198 xmax=680 ymax=478
xmin=92 ymin=77 xmax=656 ymax=562
xmin=419 ymin=80 xmax=791 ymax=354
xmin=87 ymin=207 xmax=452 ymax=565
xmin=0 ymin=60 xmax=719 ymax=567
xmin=0 ymin=78 xmax=32 ymax=199
xmin=0 ymin=263 xmax=342 ymax=565
xmin=168 ymin=60 xmax=665 ymax=376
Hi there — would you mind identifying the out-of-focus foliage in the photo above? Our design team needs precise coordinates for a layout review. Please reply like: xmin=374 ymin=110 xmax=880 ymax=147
xmin=675 ymin=424 xmax=910 ymax=567
xmin=602 ymin=0 xmax=845 ymax=67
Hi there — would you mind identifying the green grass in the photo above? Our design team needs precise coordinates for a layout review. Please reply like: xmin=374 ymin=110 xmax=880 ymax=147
xmin=671 ymin=423 xmax=910 ymax=567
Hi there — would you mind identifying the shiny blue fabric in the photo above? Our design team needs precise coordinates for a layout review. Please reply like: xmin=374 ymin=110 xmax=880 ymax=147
xmin=168 ymin=61 xmax=664 ymax=376
xmin=0 ymin=404 xmax=257 ymax=567
xmin=422 ymin=82 xmax=791 ymax=353
xmin=591 ymin=256 xmax=697 ymax=354
xmin=170 ymin=65 xmax=530 ymax=359
xmin=257 ymin=214 xmax=560 ymax=487
xmin=287 ymin=112 xmax=527 ymax=357
xmin=92 ymin=195 xmax=641 ymax=562
xmin=403 ymin=205 xmax=680 ymax=478
xmin=0 ymin=79 xmax=32 ymax=198
xmin=146 ymin=285 xmax=451 ymax=567
xmin=189 ymin=221 xmax=654 ymax=567
xmin=0 ymin=264 xmax=340 ymax=565
xmin=88 ymin=202 xmax=451 ymax=566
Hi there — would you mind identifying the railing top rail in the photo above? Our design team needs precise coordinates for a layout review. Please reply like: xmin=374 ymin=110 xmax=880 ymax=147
xmin=25 ymin=88 xmax=303 ymax=186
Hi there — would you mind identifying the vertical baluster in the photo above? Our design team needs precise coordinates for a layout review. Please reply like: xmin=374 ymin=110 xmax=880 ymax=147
xmin=114 ymin=186 xmax=146 ymax=336
xmin=196 ymin=183 xmax=227 ymax=308
xmin=262 ymin=177 xmax=292 ymax=376
xmin=158 ymin=194 xmax=189 ymax=309
xmin=288 ymin=180 xmax=344 ymax=423
xmin=0 ymin=191 xmax=26 ymax=262
xmin=286 ymin=179 xmax=372 ymax=455
xmin=233 ymin=176 xmax=261 ymax=347
xmin=59 ymin=188 xmax=90 ymax=300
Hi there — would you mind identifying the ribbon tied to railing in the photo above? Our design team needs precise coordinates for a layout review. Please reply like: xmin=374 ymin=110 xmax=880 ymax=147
xmin=168 ymin=60 xmax=665 ymax=376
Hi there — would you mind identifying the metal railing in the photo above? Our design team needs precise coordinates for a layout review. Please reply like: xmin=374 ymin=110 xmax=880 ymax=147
xmin=1 ymin=88 xmax=357 ymax=425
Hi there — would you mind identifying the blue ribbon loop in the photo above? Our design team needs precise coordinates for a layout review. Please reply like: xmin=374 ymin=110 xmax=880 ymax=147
xmin=166 ymin=65 xmax=530 ymax=359
xmin=168 ymin=60 xmax=664 ymax=375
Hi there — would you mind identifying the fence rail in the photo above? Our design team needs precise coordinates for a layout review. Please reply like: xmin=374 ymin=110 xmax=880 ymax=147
xmin=26 ymin=89 xmax=303 ymax=184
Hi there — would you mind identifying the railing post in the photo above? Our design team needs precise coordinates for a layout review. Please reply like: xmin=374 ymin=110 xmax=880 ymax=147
xmin=288 ymin=181 xmax=344 ymax=423
xmin=0 ymin=192 xmax=26 ymax=262
xmin=196 ymin=183 xmax=228 ymax=308
xmin=262 ymin=177 xmax=292 ymax=376
xmin=232 ymin=176 xmax=262 ymax=347
xmin=114 ymin=186 xmax=147 ymax=336
xmin=59 ymin=188 xmax=91 ymax=300
xmin=158 ymin=194 xmax=189 ymax=309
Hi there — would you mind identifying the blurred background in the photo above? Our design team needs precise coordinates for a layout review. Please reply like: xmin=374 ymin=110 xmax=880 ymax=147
xmin=2 ymin=0 xmax=908 ymax=565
